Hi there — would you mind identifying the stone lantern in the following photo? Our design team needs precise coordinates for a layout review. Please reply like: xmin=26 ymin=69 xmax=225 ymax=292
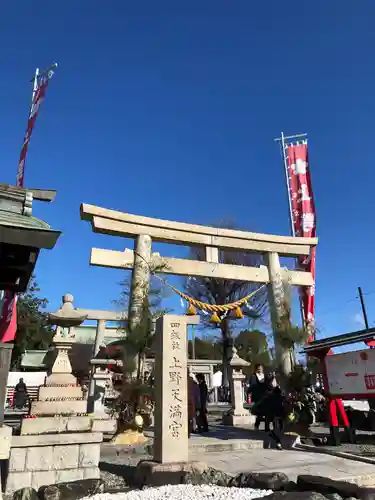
xmin=47 ymin=293 xmax=87 ymax=385
xmin=222 ymin=346 xmax=256 ymax=427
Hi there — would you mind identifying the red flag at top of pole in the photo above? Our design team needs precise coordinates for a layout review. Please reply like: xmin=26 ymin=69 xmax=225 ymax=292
xmin=285 ymin=142 xmax=317 ymax=342
xmin=16 ymin=64 xmax=57 ymax=188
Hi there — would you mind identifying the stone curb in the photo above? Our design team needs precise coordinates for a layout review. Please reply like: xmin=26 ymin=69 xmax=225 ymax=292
xmin=101 ymin=437 xmax=265 ymax=456
xmin=329 ymin=473 xmax=375 ymax=487
xmin=296 ymin=443 xmax=375 ymax=466
xmin=11 ymin=432 xmax=103 ymax=447
xmin=189 ymin=439 xmax=264 ymax=453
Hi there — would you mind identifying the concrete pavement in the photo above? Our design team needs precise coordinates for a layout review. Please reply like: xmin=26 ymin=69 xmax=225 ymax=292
xmin=189 ymin=447 xmax=375 ymax=485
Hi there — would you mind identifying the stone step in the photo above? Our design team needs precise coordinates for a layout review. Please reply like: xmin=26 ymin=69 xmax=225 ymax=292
xmin=38 ymin=385 xmax=83 ymax=401
xmin=30 ymin=399 xmax=87 ymax=415
xmin=45 ymin=374 xmax=78 ymax=386
xmin=142 ymin=437 xmax=265 ymax=455
xmin=189 ymin=437 xmax=264 ymax=453
xmin=21 ymin=415 xmax=117 ymax=435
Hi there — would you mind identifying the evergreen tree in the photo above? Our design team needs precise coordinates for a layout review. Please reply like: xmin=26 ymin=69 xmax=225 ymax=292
xmin=11 ymin=276 xmax=53 ymax=369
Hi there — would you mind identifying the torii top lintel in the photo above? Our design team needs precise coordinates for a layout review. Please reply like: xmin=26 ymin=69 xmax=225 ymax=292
xmin=80 ymin=203 xmax=317 ymax=256
xmin=80 ymin=203 xmax=317 ymax=287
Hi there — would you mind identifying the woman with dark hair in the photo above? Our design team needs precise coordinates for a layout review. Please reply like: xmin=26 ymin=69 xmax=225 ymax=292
xmin=188 ymin=372 xmax=200 ymax=436
xmin=248 ymin=364 xmax=268 ymax=430
xmin=196 ymin=373 xmax=209 ymax=433
xmin=256 ymin=375 xmax=286 ymax=450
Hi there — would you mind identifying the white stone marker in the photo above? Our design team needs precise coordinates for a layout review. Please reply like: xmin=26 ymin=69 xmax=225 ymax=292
xmin=153 ymin=314 xmax=199 ymax=464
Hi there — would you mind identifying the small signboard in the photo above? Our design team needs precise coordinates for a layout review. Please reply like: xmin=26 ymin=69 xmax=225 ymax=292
xmin=325 ymin=348 xmax=375 ymax=398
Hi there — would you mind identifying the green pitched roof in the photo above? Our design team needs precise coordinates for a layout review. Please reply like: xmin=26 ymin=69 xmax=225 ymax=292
xmin=0 ymin=210 xmax=52 ymax=231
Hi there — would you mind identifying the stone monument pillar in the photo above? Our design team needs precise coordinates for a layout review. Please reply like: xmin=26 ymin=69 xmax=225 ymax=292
xmin=135 ymin=315 xmax=206 ymax=486
xmin=265 ymin=252 xmax=292 ymax=377
xmin=153 ymin=315 xmax=200 ymax=463
xmin=222 ymin=347 xmax=255 ymax=427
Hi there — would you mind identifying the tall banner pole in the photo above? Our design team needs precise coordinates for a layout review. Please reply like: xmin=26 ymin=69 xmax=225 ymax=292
xmin=1 ymin=63 xmax=57 ymax=344
xmin=280 ymin=132 xmax=296 ymax=238
xmin=32 ymin=67 xmax=40 ymax=104
xmin=16 ymin=62 xmax=57 ymax=187
xmin=274 ymin=132 xmax=316 ymax=342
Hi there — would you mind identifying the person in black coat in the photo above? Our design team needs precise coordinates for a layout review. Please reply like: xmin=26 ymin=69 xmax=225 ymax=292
xmin=248 ymin=364 xmax=268 ymax=430
xmin=255 ymin=375 xmax=286 ymax=449
xmin=14 ymin=378 xmax=28 ymax=409
xmin=196 ymin=373 xmax=209 ymax=433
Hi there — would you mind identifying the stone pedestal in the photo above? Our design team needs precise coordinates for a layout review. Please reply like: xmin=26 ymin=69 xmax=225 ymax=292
xmin=6 ymin=433 xmax=102 ymax=495
xmin=5 ymin=329 xmax=103 ymax=494
xmin=135 ymin=460 xmax=207 ymax=488
xmin=222 ymin=348 xmax=255 ymax=427
xmin=7 ymin=369 xmax=103 ymax=494
xmin=0 ymin=425 xmax=12 ymax=500
xmin=153 ymin=315 xmax=199 ymax=464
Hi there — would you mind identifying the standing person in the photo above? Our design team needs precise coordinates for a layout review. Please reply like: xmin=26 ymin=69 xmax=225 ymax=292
xmin=248 ymin=364 xmax=268 ymax=430
xmin=261 ymin=375 xmax=286 ymax=450
xmin=188 ymin=372 xmax=199 ymax=436
xmin=13 ymin=378 xmax=28 ymax=410
xmin=212 ymin=367 xmax=222 ymax=402
xmin=196 ymin=373 xmax=209 ymax=433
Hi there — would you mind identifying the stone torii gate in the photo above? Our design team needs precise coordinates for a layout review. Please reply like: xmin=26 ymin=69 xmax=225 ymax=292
xmin=80 ymin=204 xmax=317 ymax=376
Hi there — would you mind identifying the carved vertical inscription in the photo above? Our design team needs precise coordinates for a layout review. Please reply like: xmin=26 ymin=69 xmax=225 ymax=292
xmin=154 ymin=316 xmax=189 ymax=463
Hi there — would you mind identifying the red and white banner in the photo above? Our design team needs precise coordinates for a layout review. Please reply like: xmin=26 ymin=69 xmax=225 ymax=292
xmin=16 ymin=69 xmax=55 ymax=188
xmin=285 ymin=142 xmax=316 ymax=342
xmin=0 ymin=291 xmax=17 ymax=343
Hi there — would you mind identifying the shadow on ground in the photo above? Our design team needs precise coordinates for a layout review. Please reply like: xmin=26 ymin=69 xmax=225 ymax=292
xmin=189 ymin=424 xmax=265 ymax=442
xmin=100 ymin=461 xmax=138 ymax=487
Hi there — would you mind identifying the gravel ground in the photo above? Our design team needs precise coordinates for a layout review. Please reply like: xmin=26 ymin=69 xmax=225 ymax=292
xmin=82 ymin=485 xmax=272 ymax=500
xmin=100 ymin=444 xmax=152 ymax=491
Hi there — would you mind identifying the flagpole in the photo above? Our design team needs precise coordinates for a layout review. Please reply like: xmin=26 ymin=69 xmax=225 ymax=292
xmin=31 ymin=68 xmax=40 ymax=103
xmin=274 ymin=132 xmax=307 ymax=236
xmin=280 ymin=132 xmax=295 ymax=237
xmin=16 ymin=62 xmax=57 ymax=187
xmin=274 ymin=132 xmax=308 ymax=328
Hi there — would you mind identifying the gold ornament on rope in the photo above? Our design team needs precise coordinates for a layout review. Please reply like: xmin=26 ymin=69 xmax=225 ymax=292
xmin=156 ymin=276 xmax=265 ymax=324
xmin=134 ymin=249 xmax=265 ymax=325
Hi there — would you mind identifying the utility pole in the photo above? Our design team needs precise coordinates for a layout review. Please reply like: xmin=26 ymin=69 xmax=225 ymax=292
xmin=358 ymin=286 xmax=369 ymax=329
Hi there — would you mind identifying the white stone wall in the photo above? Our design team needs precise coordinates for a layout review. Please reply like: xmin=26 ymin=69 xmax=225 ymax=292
xmin=5 ymin=433 xmax=101 ymax=495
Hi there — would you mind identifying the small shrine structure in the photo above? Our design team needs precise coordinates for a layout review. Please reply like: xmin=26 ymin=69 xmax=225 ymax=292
xmin=303 ymin=328 xmax=375 ymax=445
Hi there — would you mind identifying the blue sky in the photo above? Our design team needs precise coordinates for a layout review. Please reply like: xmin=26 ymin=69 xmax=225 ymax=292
xmin=2 ymin=1 xmax=375 ymax=344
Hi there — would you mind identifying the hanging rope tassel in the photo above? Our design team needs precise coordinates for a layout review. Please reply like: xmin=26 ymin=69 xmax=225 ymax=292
xmin=234 ymin=306 xmax=244 ymax=319
xmin=186 ymin=303 xmax=197 ymax=315
xmin=210 ymin=311 xmax=221 ymax=324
